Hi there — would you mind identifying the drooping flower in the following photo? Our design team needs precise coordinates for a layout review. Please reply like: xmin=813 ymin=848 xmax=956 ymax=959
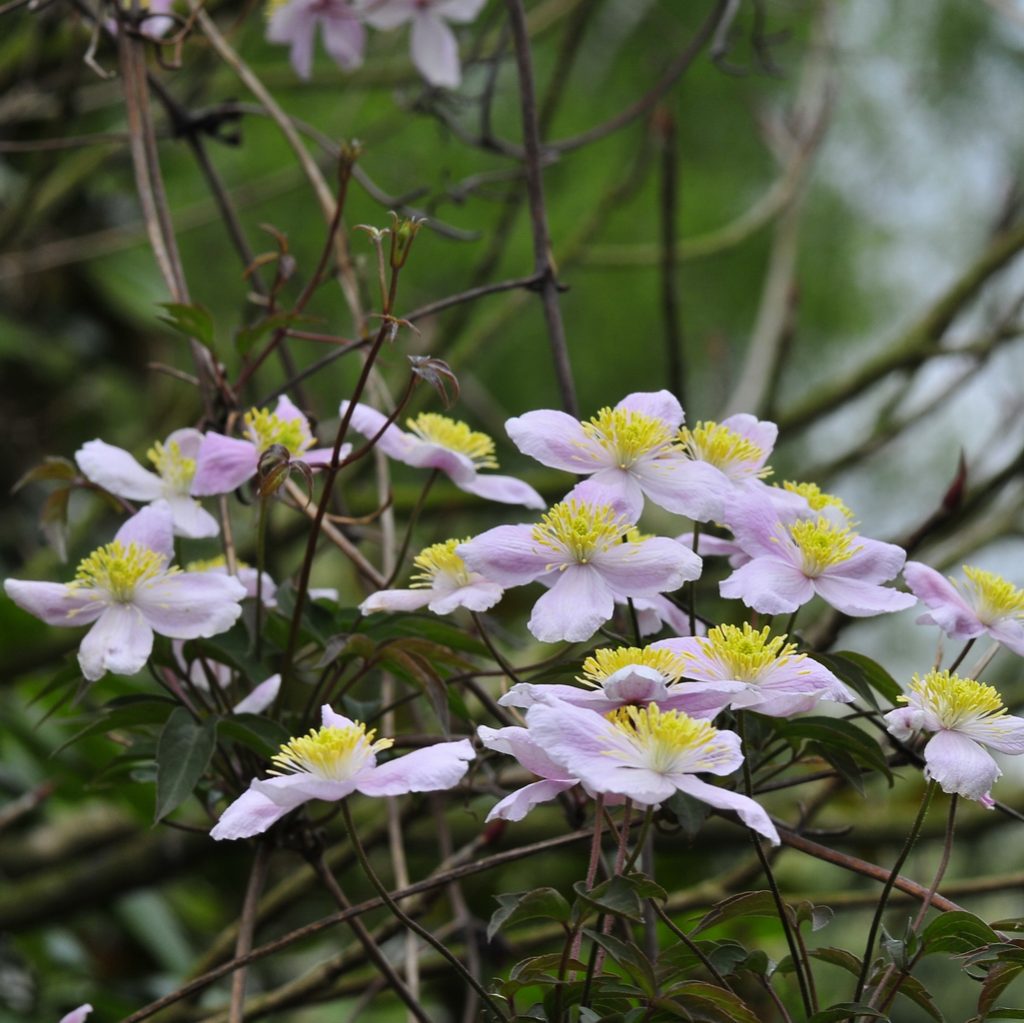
xmin=884 ymin=670 xmax=1024 ymax=806
xmin=525 ymin=700 xmax=779 ymax=843
xmin=211 ymin=704 xmax=474 ymax=839
xmin=360 ymin=538 xmax=503 ymax=615
xmin=720 ymin=494 xmax=916 ymax=617
xmin=191 ymin=396 xmax=342 ymax=497
xmin=340 ymin=402 xmax=545 ymax=508
xmin=267 ymin=0 xmax=366 ymax=80
xmin=904 ymin=562 xmax=1024 ymax=656
xmin=457 ymin=490 xmax=702 ymax=643
xmin=3 ymin=504 xmax=246 ymax=681
xmin=76 ymin=429 xmax=218 ymax=539
xmin=654 ymin=623 xmax=852 ymax=717
xmin=361 ymin=0 xmax=486 ymax=88
xmin=499 ymin=645 xmax=740 ymax=719
xmin=59 ymin=1007 xmax=93 ymax=1023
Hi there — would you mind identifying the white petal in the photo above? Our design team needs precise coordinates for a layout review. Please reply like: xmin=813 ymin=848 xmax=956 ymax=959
xmin=76 ymin=440 xmax=163 ymax=501
xmin=4 ymin=579 xmax=105 ymax=627
xmin=410 ymin=12 xmax=460 ymax=88
xmin=78 ymin=604 xmax=154 ymax=680
xmin=164 ymin=494 xmax=219 ymax=539
xmin=133 ymin=572 xmax=246 ymax=639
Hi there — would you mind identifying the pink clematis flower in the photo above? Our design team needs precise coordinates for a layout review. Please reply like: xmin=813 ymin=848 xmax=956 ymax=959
xmin=360 ymin=538 xmax=503 ymax=616
xmin=885 ymin=670 xmax=1024 ymax=806
xmin=904 ymin=562 xmax=1024 ymax=656
xmin=457 ymin=488 xmax=702 ymax=643
xmin=3 ymin=504 xmax=246 ymax=681
xmin=191 ymin=396 xmax=342 ymax=497
xmin=499 ymin=645 xmax=740 ymax=720
xmin=267 ymin=0 xmax=366 ymax=80
xmin=59 ymin=1007 xmax=93 ymax=1023
xmin=340 ymin=402 xmax=544 ymax=509
xmin=719 ymin=493 xmax=916 ymax=617
xmin=525 ymin=700 xmax=779 ymax=843
xmin=211 ymin=704 xmax=474 ymax=839
xmin=361 ymin=0 xmax=486 ymax=88
xmin=76 ymin=429 xmax=218 ymax=539
xmin=653 ymin=623 xmax=853 ymax=718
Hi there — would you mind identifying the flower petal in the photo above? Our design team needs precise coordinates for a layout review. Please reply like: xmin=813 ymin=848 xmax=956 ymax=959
xmin=410 ymin=12 xmax=460 ymax=87
xmin=340 ymin=401 xmax=417 ymax=460
xmin=812 ymin=575 xmax=917 ymax=617
xmin=115 ymin=502 xmax=175 ymax=559
xmin=360 ymin=0 xmax=412 ymax=30
xmin=435 ymin=0 xmax=487 ymax=22
xmin=903 ymin=561 xmax=981 ymax=637
xmin=59 ymin=1006 xmax=93 ymax=1023
xmin=354 ymin=739 xmax=474 ymax=796
xmin=233 ymin=674 xmax=282 ymax=715
xmin=456 ymin=472 xmax=547 ymax=509
xmin=485 ymin=779 xmax=577 ymax=822
xmin=458 ymin=525 xmax=550 ymax=585
xmin=719 ymin=559 xmax=815 ymax=614
xmin=78 ymin=604 xmax=153 ymax=680
xmin=593 ymin=537 xmax=702 ymax=596
xmin=4 ymin=579 xmax=105 ymax=627
xmin=959 ymin=712 xmax=1024 ymax=754
xmin=267 ymin=0 xmax=318 ymax=79
xmin=191 ymin=433 xmax=258 ymax=496
xmin=428 ymin=579 xmax=504 ymax=614
xmin=988 ymin=618 xmax=1024 ymax=657
xmin=133 ymin=572 xmax=246 ymax=639
xmin=164 ymin=494 xmax=220 ymax=539
xmin=478 ymin=724 xmax=575 ymax=780
xmin=829 ymin=536 xmax=907 ymax=584
xmin=528 ymin=566 xmax=614 ymax=643
xmin=321 ymin=9 xmax=366 ymax=69
xmin=922 ymin=729 xmax=1001 ymax=803
xmin=672 ymin=775 xmax=779 ymax=844
xmin=615 ymin=389 xmax=685 ymax=429
xmin=505 ymin=409 xmax=606 ymax=473
xmin=360 ymin=588 xmax=433 ymax=614
xmin=210 ymin=779 xmax=307 ymax=840
xmin=632 ymin=457 xmax=725 ymax=521
xmin=75 ymin=440 xmax=163 ymax=501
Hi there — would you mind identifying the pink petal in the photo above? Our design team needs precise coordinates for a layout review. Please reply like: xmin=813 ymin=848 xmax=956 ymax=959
xmin=164 ymin=494 xmax=219 ymax=539
xmin=458 ymin=525 xmax=550 ymax=585
xmin=166 ymin=427 xmax=203 ymax=459
xmin=615 ymin=390 xmax=685 ymax=429
xmin=829 ymin=536 xmax=907 ymax=584
xmin=988 ymin=619 xmax=1024 ymax=656
xmin=253 ymin=772 xmax=355 ymax=805
xmin=593 ymin=537 xmax=702 ymax=596
xmin=719 ymin=559 xmax=815 ymax=614
xmin=428 ymin=579 xmax=503 ymax=614
xmin=903 ymin=561 xmax=981 ymax=638
xmin=133 ymin=572 xmax=246 ymax=639
xmin=339 ymin=401 xmax=417 ymax=461
xmin=233 ymin=674 xmax=281 ymax=715
xmin=812 ymin=575 xmax=917 ymax=617
xmin=528 ymin=566 xmax=614 ymax=643
xmin=672 ymin=776 xmax=779 ymax=844
xmin=191 ymin=433 xmax=258 ymax=496
xmin=723 ymin=492 xmax=789 ymax=558
xmin=78 ymin=604 xmax=153 ymax=680
xmin=434 ymin=0 xmax=487 ymax=22
xmin=59 ymin=1006 xmax=93 ymax=1023
xmin=355 ymin=739 xmax=474 ymax=796
xmin=720 ymin=413 xmax=777 ymax=468
xmin=600 ymin=665 xmax=671 ymax=704
xmin=361 ymin=0 xmax=413 ymax=30
xmin=211 ymin=782 xmax=302 ymax=840
xmin=115 ymin=502 xmax=175 ymax=559
xmin=267 ymin=0 xmax=318 ymax=79
xmin=923 ymin=729 xmax=1001 ymax=803
xmin=457 ymin=472 xmax=546 ymax=509
xmin=360 ymin=588 xmax=433 ymax=614
xmin=505 ymin=409 xmax=607 ymax=473
xmin=75 ymin=439 xmax=163 ymax=501
xmin=478 ymin=723 xmax=576 ymax=780
xmin=566 ymin=470 xmax=644 ymax=521
xmin=485 ymin=779 xmax=577 ymax=822
xmin=321 ymin=704 xmax=356 ymax=729
xmin=321 ymin=10 xmax=366 ymax=69
xmin=635 ymin=457 xmax=728 ymax=521
xmin=4 ymin=579 xmax=105 ymax=627
xmin=959 ymin=712 xmax=1024 ymax=754
xmin=411 ymin=12 xmax=460 ymax=87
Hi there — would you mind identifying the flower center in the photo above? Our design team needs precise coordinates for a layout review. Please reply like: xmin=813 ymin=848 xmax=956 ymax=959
xmin=579 ymin=407 xmax=677 ymax=470
xmin=147 ymin=440 xmax=196 ymax=491
xmin=411 ymin=538 xmax=472 ymax=588
xmin=780 ymin=481 xmax=855 ymax=522
xmin=186 ymin=554 xmax=251 ymax=572
xmin=71 ymin=541 xmax=170 ymax=602
xmin=787 ymin=518 xmax=860 ymax=575
xmin=678 ymin=421 xmax=770 ymax=478
xmin=531 ymin=500 xmax=629 ymax=566
xmin=405 ymin=413 xmax=498 ymax=469
xmin=957 ymin=566 xmax=1024 ymax=623
xmin=270 ymin=722 xmax=394 ymax=782
xmin=578 ymin=646 xmax=689 ymax=688
xmin=905 ymin=670 xmax=1006 ymax=729
xmin=605 ymin=704 xmax=726 ymax=774
xmin=243 ymin=407 xmax=314 ymax=457
xmin=695 ymin=623 xmax=802 ymax=682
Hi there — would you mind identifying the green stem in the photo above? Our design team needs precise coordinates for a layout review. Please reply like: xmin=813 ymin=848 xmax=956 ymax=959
xmin=948 ymin=638 xmax=975 ymax=673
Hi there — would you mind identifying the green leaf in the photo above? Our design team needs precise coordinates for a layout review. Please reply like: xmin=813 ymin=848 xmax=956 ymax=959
xmin=584 ymin=931 xmax=657 ymax=996
xmin=812 ymin=651 xmax=903 ymax=708
xmin=808 ymin=1004 xmax=888 ymax=1023
xmin=235 ymin=311 xmax=300 ymax=356
xmin=922 ymin=911 xmax=1000 ymax=955
xmin=691 ymin=890 xmax=781 ymax=934
xmin=217 ymin=714 xmax=289 ymax=759
xmin=663 ymin=790 xmax=712 ymax=838
xmin=487 ymin=889 xmax=572 ymax=942
xmin=979 ymin=963 xmax=1024 ymax=1020
xmin=13 ymin=455 xmax=78 ymax=492
xmin=659 ymin=981 xmax=761 ymax=1023
xmin=573 ymin=874 xmax=665 ymax=924
xmin=875 ymin=971 xmax=944 ymax=1021
xmin=986 ymin=1010 xmax=1024 ymax=1020
xmin=778 ymin=716 xmax=892 ymax=783
xmin=154 ymin=708 xmax=217 ymax=822
xmin=40 ymin=487 xmax=72 ymax=561
xmin=55 ymin=695 xmax=178 ymax=753
xmin=158 ymin=302 xmax=215 ymax=347
xmin=806 ymin=946 xmax=862 ymax=976
xmin=795 ymin=900 xmax=834 ymax=932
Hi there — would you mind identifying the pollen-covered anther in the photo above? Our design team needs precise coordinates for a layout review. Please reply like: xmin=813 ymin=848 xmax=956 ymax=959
xmin=270 ymin=722 xmax=394 ymax=782
xmin=406 ymin=413 xmax=498 ymax=469
xmin=580 ymin=407 xmax=677 ymax=469
xmin=679 ymin=421 xmax=770 ymax=476
xmin=579 ymin=646 xmax=690 ymax=688
xmin=788 ymin=517 xmax=862 ymax=575
xmin=186 ymin=554 xmax=251 ymax=573
xmin=244 ymin=407 xmax=314 ymax=457
xmin=147 ymin=439 xmax=196 ymax=489
xmin=531 ymin=500 xmax=630 ymax=565
xmin=411 ymin=538 xmax=472 ymax=588
xmin=781 ymin=481 xmax=855 ymax=522
xmin=605 ymin=703 xmax=725 ymax=773
xmin=697 ymin=623 xmax=803 ymax=681
xmin=70 ymin=541 xmax=171 ymax=602
xmin=907 ymin=670 xmax=1007 ymax=729
xmin=957 ymin=567 xmax=1024 ymax=623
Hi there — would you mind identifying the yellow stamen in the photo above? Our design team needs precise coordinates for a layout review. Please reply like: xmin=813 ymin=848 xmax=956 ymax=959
xmin=605 ymin=704 xmax=723 ymax=773
xmin=957 ymin=566 xmax=1024 ymax=622
xmin=580 ymin=407 xmax=677 ymax=469
xmin=406 ymin=413 xmax=497 ymax=469
xmin=531 ymin=500 xmax=629 ymax=566
xmin=904 ymin=670 xmax=1006 ymax=728
xmin=411 ymin=538 xmax=472 ymax=588
xmin=578 ymin=646 xmax=689 ymax=688
xmin=186 ymin=554 xmax=251 ymax=573
xmin=781 ymin=481 xmax=855 ymax=523
xmin=696 ymin=623 xmax=803 ymax=681
xmin=270 ymin=721 xmax=394 ymax=782
xmin=678 ymin=421 xmax=771 ymax=477
xmin=71 ymin=541 xmax=170 ymax=601
xmin=787 ymin=517 xmax=861 ymax=575
xmin=147 ymin=440 xmax=196 ymax=490
xmin=243 ymin=407 xmax=314 ymax=457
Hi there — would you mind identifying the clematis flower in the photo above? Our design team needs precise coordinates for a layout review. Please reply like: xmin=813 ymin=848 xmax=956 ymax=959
xmin=769 ymin=480 xmax=855 ymax=527
xmin=267 ymin=0 xmax=366 ymax=80
xmin=499 ymin=645 xmax=740 ymax=719
xmin=477 ymin=724 xmax=578 ymax=822
xmin=904 ymin=562 xmax=1024 ymax=656
xmin=76 ymin=429 xmax=218 ymax=539
xmin=525 ymin=700 xmax=779 ymax=843
xmin=185 ymin=555 xmax=278 ymax=609
xmin=720 ymin=494 xmax=916 ymax=617
xmin=340 ymin=402 xmax=544 ymax=509
xmin=360 ymin=538 xmax=503 ymax=615
xmin=191 ymin=396 xmax=342 ymax=497
xmin=884 ymin=670 xmax=1024 ymax=806
xmin=59 ymin=1007 xmax=92 ymax=1023
xmin=211 ymin=704 xmax=474 ymax=839
xmin=3 ymin=504 xmax=246 ymax=681
xmin=361 ymin=0 xmax=486 ymax=88
xmin=653 ymin=623 xmax=853 ymax=718
xmin=457 ymin=490 xmax=702 ymax=643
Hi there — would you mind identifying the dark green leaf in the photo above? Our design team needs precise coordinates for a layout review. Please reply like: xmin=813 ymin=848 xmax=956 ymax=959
xmin=922 ymin=911 xmax=1000 ymax=955
xmin=660 ymin=981 xmax=760 ymax=1023
xmin=979 ymin=963 xmax=1024 ymax=1020
xmin=487 ymin=889 xmax=572 ymax=942
xmin=217 ymin=714 xmax=289 ymax=758
xmin=663 ymin=790 xmax=712 ymax=838
xmin=812 ymin=651 xmax=903 ymax=708
xmin=154 ymin=708 xmax=217 ymax=822
xmin=875 ymin=971 xmax=944 ymax=1021
xmin=986 ymin=1010 xmax=1024 ymax=1020
xmin=158 ymin=302 xmax=215 ymax=347
xmin=806 ymin=946 xmax=863 ymax=976
xmin=55 ymin=695 xmax=178 ymax=753
xmin=235 ymin=311 xmax=301 ymax=356
xmin=778 ymin=716 xmax=892 ymax=782
xmin=692 ymin=890 xmax=781 ymax=935
xmin=808 ymin=1004 xmax=888 ymax=1023
xmin=584 ymin=931 xmax=657 ymax=996
xmin=574 ymin=874 xmax=664 ymax=923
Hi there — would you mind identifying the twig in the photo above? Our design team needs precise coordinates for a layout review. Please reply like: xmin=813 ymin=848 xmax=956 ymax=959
xmin=228 ymin=844 xmax=271 ymax=1023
